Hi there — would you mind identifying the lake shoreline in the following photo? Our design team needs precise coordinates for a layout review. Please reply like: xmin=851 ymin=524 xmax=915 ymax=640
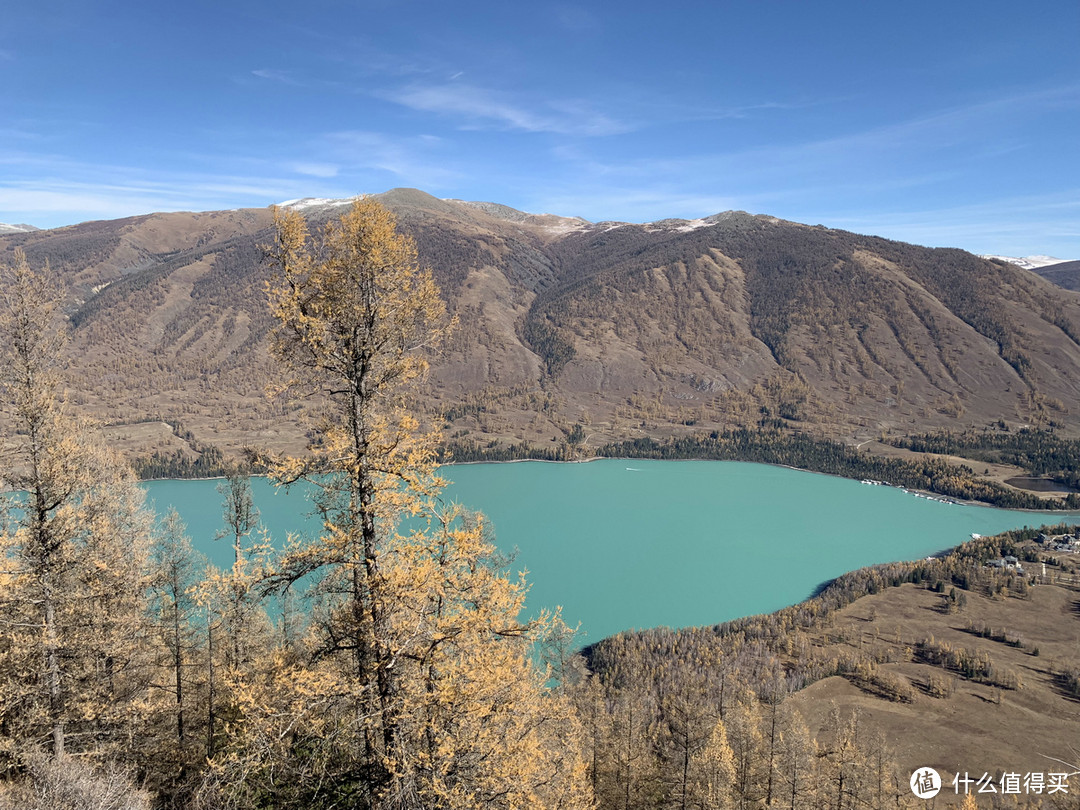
xmin=138 ymin=455 xmax=1077 ymax=516
xmin=442 ymin=428 xmax=1079 ymax=511
xmin=433 ymin=456 xmax=1077 ymax=515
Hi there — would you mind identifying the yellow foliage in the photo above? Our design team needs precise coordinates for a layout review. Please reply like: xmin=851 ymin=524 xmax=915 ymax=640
xmin=0 ymin=250 xmax=164 ymax=766
xmin=204 ymin=200 xmax=591 ymax=809
xmin=694 ymin=718 xmax=736 ymax=809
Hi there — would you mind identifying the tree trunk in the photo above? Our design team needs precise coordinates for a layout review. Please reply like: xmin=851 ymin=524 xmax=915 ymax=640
xmin=175 ymin=607 xmax=184 ymax=744
xmin=44 ymin=579 xmax=64 ymax=758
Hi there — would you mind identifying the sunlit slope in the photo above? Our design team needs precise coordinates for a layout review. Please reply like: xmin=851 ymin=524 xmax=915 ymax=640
xmin=3 ymin=189 xmax=1080 ymax=460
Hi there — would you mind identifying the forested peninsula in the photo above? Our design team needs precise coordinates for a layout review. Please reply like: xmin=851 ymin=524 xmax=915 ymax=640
xmin=442 ymin=425 xmax=1080 ymax=511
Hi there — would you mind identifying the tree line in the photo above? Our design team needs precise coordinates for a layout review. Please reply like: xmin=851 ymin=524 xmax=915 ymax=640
xmin=440 ymin=424 xmax=1080 ymax=510
xmin=598 ymin=429 xmax=1080 ymax=510
xmin=890 ymin=426 xmax=1080 ymax=491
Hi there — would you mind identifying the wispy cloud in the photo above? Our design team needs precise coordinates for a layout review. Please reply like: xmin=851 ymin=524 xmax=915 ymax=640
xmin=385 ymin=82 xmax=630 ymax=136
xmin=543 ymin=83 xmax=1080 ymax=197
xmin=251 ymin=68 xmax=302 ymax=86
xmin=519 ymin=85 xmax=1080 ymax=255
xmin=824 ymin=191 xmax=1080 ymax=256
xmin=290 ymin=162 xmax=339 ymax=178
xmin=0 ymin=175 xmax=299 ymax=217
xmin=655 ymin=96 xmax=847 ymax=125
xmin=0 ymin=127 xmax=44 ymax=142
xmin=0 ymin=113 xmax=477 ymax=227
xmin=0 ymin=118 xmax=472 ymax=227
xmin=0 ymin=160 xmax=341 ymax=227
xmin=774 ymin=83 xmax=1080 ymax=164
xmin=319 ymin=130 xmax=462 ymax=189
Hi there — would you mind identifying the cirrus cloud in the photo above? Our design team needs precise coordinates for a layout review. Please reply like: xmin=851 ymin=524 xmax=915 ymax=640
xmin=385 ymin=82 xmax=630 ymax=136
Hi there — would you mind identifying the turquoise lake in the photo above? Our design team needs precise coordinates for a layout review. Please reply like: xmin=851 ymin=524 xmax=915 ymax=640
xmin=142 ymin=459 xmax=1077 ymax=645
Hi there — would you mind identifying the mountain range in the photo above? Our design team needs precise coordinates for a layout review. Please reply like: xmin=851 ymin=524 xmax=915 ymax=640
xmin=3 ymin=188 xmax=1080 ymax=465
xmin=1032 ymin=260 xmax=1080 ymax=292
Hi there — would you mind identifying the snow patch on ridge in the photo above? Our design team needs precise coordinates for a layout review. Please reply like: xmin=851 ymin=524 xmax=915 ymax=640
xmin=669 ymin=218 xmax=714 ymax=232
xmin=448 ymin=199 xmax=592 ymax=232
xmin=642 ymin=217 xmax=720 ymax=233
xmin=980 ymin=254 xmax=1069 ymax=270
xmin=277 ymin=197 xmax=359 ymax=211
xmin=538 ymin=218 xmax=591 ymax=235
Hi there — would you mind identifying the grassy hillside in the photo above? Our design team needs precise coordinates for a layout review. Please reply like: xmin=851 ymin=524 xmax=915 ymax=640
xmin=580 ymin=527 xmax=1080 ymax=806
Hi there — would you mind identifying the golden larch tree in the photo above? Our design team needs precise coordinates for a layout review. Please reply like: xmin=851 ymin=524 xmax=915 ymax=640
xmin=206 ymin=199 xmax=591 ymax=810
xmin=0 ymin=250 xmax=160 ymax=768
xmin=693 ymin=716 xmax=736 ymax=810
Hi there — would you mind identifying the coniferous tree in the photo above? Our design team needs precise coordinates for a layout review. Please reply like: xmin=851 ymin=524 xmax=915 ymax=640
xmin=727 ymin=701 xmax=764 ymax=810
xmin=148 ymin=508 xmax=206 ymax=768
xmin=0 ymin=250 xmax=161 ymax=767
xmin=211 ymin=470 xmax=266 ymax=672
xmin=774 ymin=706 xmax=818 ymax=810
xmin=660 ymin=680 xmax=714 ymax=810
xmin=205 ymin=200 xmax=591 ymax=810
xmin=692 ymin=716 xmax=736 ymax=810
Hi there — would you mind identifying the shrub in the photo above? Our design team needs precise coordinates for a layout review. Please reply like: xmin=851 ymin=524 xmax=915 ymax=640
xmin=0 ymin=756 xmax=149 ymax=810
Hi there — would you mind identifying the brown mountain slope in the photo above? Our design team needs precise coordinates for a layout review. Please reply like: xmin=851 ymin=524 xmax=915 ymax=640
xmin=1035 ymin=259 xmax=1080 ymax=292
xmin=3 ymin=189 xmax=1080 ymax=462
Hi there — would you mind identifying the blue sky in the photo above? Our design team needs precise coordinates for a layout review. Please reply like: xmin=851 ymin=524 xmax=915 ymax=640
xmin=2 ymin=0 xmax=1078 ymax=257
